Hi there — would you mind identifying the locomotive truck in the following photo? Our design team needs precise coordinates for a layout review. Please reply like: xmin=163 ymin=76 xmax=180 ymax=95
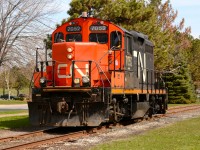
xmin=28 ymin=12 xmax=167 ymax=127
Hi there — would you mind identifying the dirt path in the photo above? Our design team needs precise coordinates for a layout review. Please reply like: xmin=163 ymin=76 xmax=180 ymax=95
xmin=0 ymin=104 xmax=28 ymax=118
xmin=0 ymin=113 xmax=28 ymax=118
xmin=0 ymin=104 xmax=28 ymax=110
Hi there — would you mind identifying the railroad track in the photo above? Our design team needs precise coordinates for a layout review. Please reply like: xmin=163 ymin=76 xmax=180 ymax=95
xmin=1 ymin=130 xmax=88 ymax=150
xmin=0 ymin=128 xmax=60 ymax=150
xmin=0 ymin=126 xmax=101 ymax=150
xmin=1 ymin=104 xmax=200 ymax=150
xmin=0 ymin=129 xmax=46 ymax=143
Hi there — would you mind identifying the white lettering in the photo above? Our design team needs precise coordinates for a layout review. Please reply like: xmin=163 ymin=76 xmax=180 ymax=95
xmin=57 ymin=64 xmax=69 ymax=78
xmin=74 ymin=64 xmax=85 ymax=76
xmin=133 ymin=51 xmax=146 ymax=82
xmin=57 ymin=64 xmax=89 ymax=79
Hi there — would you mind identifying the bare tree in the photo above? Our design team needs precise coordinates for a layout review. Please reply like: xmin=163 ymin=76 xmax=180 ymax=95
xmin=0 ymin=0 xmax=60 ymax=67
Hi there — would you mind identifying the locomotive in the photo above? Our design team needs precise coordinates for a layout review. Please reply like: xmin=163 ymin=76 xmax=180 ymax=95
xmin=28 ymin=12 xmax=167 ymax=127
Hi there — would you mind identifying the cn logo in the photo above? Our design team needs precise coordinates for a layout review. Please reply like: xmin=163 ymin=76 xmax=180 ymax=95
xmin=133 ymin=51 xmax=146 ymax=82
xmin=57 ymin=64 xmax=89 ymax=79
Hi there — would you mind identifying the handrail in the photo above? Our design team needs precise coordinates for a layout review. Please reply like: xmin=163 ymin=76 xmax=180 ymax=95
xmin=138 ymin=69 xmax=167 ymax=94
xmin=32 ymin=60 xmax=56 ymax=87
xmin=71 ymin=60 xmax=111 ymax=103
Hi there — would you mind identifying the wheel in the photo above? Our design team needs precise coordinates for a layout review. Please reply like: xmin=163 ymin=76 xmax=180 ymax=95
xmin=148 ymin=107 xmax=153 ymax=118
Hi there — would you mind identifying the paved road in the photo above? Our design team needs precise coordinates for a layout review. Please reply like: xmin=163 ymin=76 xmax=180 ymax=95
xmin=0 ymin=104 xmax=28 ymax=110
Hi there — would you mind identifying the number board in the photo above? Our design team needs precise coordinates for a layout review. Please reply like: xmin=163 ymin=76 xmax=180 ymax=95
xmin=90 ymin=25 xmax=108 ymax=31
xmin=66 ymin=26 xmax=82 ymax=32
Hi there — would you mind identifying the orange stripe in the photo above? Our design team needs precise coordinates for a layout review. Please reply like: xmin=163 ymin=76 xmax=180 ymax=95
xmin=111 ymin=88 xmax=167 ymax=94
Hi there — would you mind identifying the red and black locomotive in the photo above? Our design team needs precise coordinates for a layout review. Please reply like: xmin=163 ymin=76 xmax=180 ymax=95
xmin=28 ymin=13 xmax=167 ymax=127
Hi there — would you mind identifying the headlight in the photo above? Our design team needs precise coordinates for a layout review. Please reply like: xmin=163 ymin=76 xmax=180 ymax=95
xmin=40 ymin=77 xmax=46 ymax=83
xmin=67 ymin=47 xmax=73 ymax=52
xmin=74 ymin=78 xmax=80 ymax=87
xmin=82 ymin=76 xmax=90 ymax=83
xmin=67 ymin=54 xmax=73 ymax=59
xmin=39 ymin=77 xmax=47 ymax=87
xmin=74 ymin=78 xmax=80 ymax=84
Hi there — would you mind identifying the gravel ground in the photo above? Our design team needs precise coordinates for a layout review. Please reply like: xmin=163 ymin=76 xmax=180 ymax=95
xmin=1 ymin=108 xmax=200 ymax=150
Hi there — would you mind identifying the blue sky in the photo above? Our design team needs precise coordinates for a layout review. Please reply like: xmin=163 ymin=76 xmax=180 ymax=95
xmin=52 ymin=0 xmax=200 ymax=38
xmin=170 ymin=0 xmax=200 ymax=38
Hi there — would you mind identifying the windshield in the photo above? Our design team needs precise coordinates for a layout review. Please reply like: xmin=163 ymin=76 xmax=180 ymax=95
xmin=66 ymin=34 xmax=82 ymax=42
xmin=89 ymin=33 xmax=108 ymax=44
xmin=54 ymin=32 xmax=64 ymax=43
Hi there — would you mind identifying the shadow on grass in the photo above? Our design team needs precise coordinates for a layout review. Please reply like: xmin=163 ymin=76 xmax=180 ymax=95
xmin=0 ymin=116 xmax=30 ymax=130
xmin=0 ymin=116 xmax=54 ymax=132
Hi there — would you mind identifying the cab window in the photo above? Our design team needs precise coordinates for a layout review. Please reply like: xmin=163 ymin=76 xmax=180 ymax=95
xmin=110 ymin=31 xmax=122 ymax=49
xmin=125 ymin=35 xmax=132 ymax=54
xmin=54 ymin=32 xmax=64 ymax=43
xmin=66 ymin=34 xmax=82 ymax=42
xmin=89 ymin=33 xmax=108 ymax=44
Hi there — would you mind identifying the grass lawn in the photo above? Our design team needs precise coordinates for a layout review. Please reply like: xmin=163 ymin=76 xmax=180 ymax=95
xmin=0 ymin=110 xmax=29 ymax=129
xmin=92 ymin=116 xmax=200 ymax=150
xmin=0 ymin=115 xmax=29 ymax=129
xmin=0 ymin=100 xmax=27 ymax=104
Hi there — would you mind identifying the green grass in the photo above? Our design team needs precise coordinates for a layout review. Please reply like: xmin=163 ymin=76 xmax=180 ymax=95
xmin=0 ymin=100 xmax=27 ymax=104
xmin=0 ymin=115 xmax=30 ymax=129
xmin=92 ymin=117 xmax=200 ymax=150
xmin=0 ymin=110 xmax=28 ymax=115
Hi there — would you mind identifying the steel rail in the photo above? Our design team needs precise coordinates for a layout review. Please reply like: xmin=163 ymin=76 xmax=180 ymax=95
xmin=0 ymin=129 xmax=46 ymax=143
xmin=2 ymin=130 xmax=88 ymax=150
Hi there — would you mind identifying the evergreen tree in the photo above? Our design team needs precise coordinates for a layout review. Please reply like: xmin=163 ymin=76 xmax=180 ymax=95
xmin=44 ymin=34 xmax=52 ymax=50
xmin=67 ymin=0 xmax=111 ymax=21
xmin=165 ymin=62 xmax=196 ymax=104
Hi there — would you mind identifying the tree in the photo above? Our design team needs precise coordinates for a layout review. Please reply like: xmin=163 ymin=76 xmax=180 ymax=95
xmin=0 ymin=65 xmax=31 ymax=97
xmin=0 ymin=72 xmax=6 ymax=95
xmin=10 ymin=66 xmax=29 ymax=96
xmin=43 ymin=34 xmax=52 ymax=50
xmin=164 ymin=62 xmax=196 ymax=104
xmin=1 ymin=67 xmax=13 ymax=99
xmin=187 ymin=38 xmax=200 ymax=83
xmin=67 ymin=0 xmax=111 ymax=20
xmin=0 ymin=0 xmax=59 ymax=67
xmin=150 ymin=0 xmax=191 ymax=71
